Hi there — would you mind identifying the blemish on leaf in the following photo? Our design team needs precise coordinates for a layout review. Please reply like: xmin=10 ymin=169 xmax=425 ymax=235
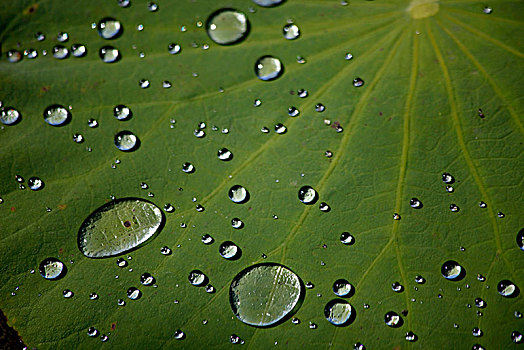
xmin=23 ymin=4 xmax=39 ymax=15
xmin=58 ymin=204 xmax=67 ymax=210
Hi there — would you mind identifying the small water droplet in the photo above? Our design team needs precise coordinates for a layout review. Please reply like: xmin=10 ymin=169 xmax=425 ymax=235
xmin=140 ymin=273 xmax=155 ymax=286
xmin=117 ymin=298 xmax=126 ymax=306
xmin=163 ymin=203 xmax=175 ymax=213
xmin=405 ymin=331 xmax=417 ymax=342
xmin=319 ymin=202 xmax=330 ymax=212
xmin=415 ymin=275 xmax=425 ymax=284
xmin=73 ymin=133 xmax=84 ymax=143
xmin=442 ymin=172 xmax=455 ymax=184
xmin=114 ymin=131 xmax=139 ymax=151
xmin=99 ymin=46 xmax=121 ymax=63
xmin=63 ymin=289 xmax=74 ymax=298
xmin=512 ymin=331 xmax=523 ymax=344
xmin=352 ymin=78 xmax=364 ymax=87
xmin=127 ymin=287 xmax=142 ymax=300
xmin=340 ymin=232 xmax=354 ymax=245
xmin=324 ymin=299 xmax=353 ymax=326
xmin=28 ymin=177 xmax=44 ymax=190
xmin=255 ymin=56 xmax=283 ymax=81
xmin=24 ymin=49 xmax=38 ymax=59
xmin=114 ymin=105 xmax=132 ymax=121
xmin=392 ymin=282 xmax=403 ymax=292
xmin=231 ymin=218 xmax=244 ymax=229
xmin=333 ymin=279 xmax=353 ymax=297
xmin=385 ymin=311 xmax=402 ymax=327
xmin=296 ymin=55 xmax=306 ymax=64
xmin=201 ymin=234 xmax=214 ymax=244
xmin=168 ymin=43 xmax=181 ymax=55
xmin=288 ymin=106 xmax=300 ymax=117
xmin=229 ymin=185 xmax=249 ymax=203
xmin=35 ymin=32 xmax=45 ymax=41
xmin=100 ymin=334 xmax=109 ymax=342
xmin=87 ymin=327 xmax=99 ymax=337
xmin=188 ymin=270 xmax=207 ymax=286
xmin=219 ymin=241 xmax=240 ymax=259
xmin=182 ymin=162 xmax=195 ymax=173
xmin=441 ymin=260 xmax=464 ymax=280
xmin=57 ymin=32 xmax=69 ymax=42
xmin=283 ymin=23 xmax=300 ymax=40
xmin=193 ymin=129 xmax=205 ymax=138
xmin=88 ymin=119 xmax=98 ymax=128
xmin=71 ymin=44 xmax=87 ymax=57
xmin=0 ymin=108 xmax=21 ymax=125
xmin=450 ymin=204 xmax=460 ymax=212
xmin=474 ymin=297 xmax=486 ymax=308
xmin=147 ymin=2 xmax=158 ymax=11
xmin=410 ymin=198 xmax=422 ymax=209
xmin=479 ymin=201 xmax=487 ymax=208
xmin=174 ymin=330 xmax=185 ymax=340
xmin=497 ymin=212 xmax=505 ymax=218
xmin=393 ymin=213 xmax=401 ymax=220
xmin=446 ymin=185 xmax=454 ymax=193
xmin=274 ymin=123 xmax=287 ymax=134
xmin=44 ymin=104 xmax=71 ymax=126
xmin=498 ymin=280 xmax=518 ymax=297
xmin=217 ymin=148 xmax=233 ymax=161
xmin=472 ymin=327 xmax=483 ymax=337
xmin=345 ymin=52 xmax=353 ymax=60
xmin=39 ymin=257 xmax=66 ymax=280
xmin=98 ymin=18 xmax=123 ymax=39
xmin=89 ymin=292 xmax=98 ymax=300
xmin=483 ymin=6 xmax=492 ymax=14
xmin=252 ymin=0 xmax=285 ymax=6
xmin=298 ymin=186 xmax=318 ymax=204
xmin=206 ymin=9 xmax=249 ymax=45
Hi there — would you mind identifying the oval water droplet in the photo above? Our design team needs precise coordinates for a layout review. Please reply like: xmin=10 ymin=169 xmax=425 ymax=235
xmin=252 ymin=0 xmax=285 ymax=6
xmin=283 ymin=23 xmax=300 ymax=40
xmin=392 ymin=282 xmax=403 ymax=292
xmin=288 ymin=107 xmax=299 ymax=117
xmin=98 ymin=17 xmax=123 ymax=39
xmin=6 ymin=50 xmax=23 ymax=63
xmin=298 ymin=186 xmax=318 ymax=205
xmin=441 ymin=260 xmax=464 ymax=280
xmin=274 ymin=123 xmax=287 ymax=134
xmin=255 ymin=56 xmax=283 ymax=81
xmin=43 ymin=104 xmax=71 ymax=126
xmin=324 ymin=299 xmax=354 ymax=326
xmin=352 ymin=78 xmax=364 ymax=87
xmin=168 ymin=43 xmax=181 ymax=54
xmin=99 ymin=46 xmax=121 ymax=63
xmin=63 ymin=289 xmax=74 ymax=298
xmin=188 ymin=270 xmax=207 ymax=286
xmin=39 ymin=257 xmax=66 ymax=280
xmin=218 ymin=148 xmax=233 ymax=161
xmin=517 ymin=228 xmax=524 ymax=251
xmin=174 ymin=330 xmax=185 ymax=340
xmin=230 ymin=263 xmax=304 ymax=327
xmin=52 ymin=45 xmax=69 ymax=59
xmin=231 ymin=218 xmax=244 ymax=229
xmin=498 ymin=280 xmax=518 ymax=297
xmin=140 ymin=272 xmax=155 ymax=286
xmin=201 ymin=234 xmax=214 ymax=244
xmin=219 ymin=241 xmax=241 ymax=260
xmin=78 ymin=198 xmax=164 ymax=258
xmin=87 ymin=327 xmax=99 ymax=337
xmin=71 ymin=44 xmax=87 ymax=57
xmin=127 ymin=287 xmax=142 ymax=300
xmin=512 ymin=331 xmax=523 ymax=344
xmin=206 ymin=9 xmax=249 ymax=45
xmin=340 ymin=232 xmax=354 ymax=245
xmin=114 ymin=105 xmax=132 ymax=121
xmin=410 ymin=198 xmax=422 ymax=209
xmin=160 ymin=246 xmax=172 ymax=255
xmin=332 ymin=279 xmax=353 ymax=297
xmin=228 ymin=185 xmax=249 ymax=203
xmin=385 ymin=311 xmax=402 ymax=327
xmin=57 ymin=32 xmax=69 ymax=42
xmin=114 ymin=131 xmax=140 ymax=152
xmin=28 ymin=177 xmax=44 ymax=191
xmin=0 ymin=108 xmax=21 ymax=125
xmin=442 ymin=172 xmax=454 ymax=184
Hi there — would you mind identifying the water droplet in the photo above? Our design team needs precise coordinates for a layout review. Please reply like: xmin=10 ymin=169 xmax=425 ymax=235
xmin=87 ymin=327 xmax=99 ymax=337
xmin=138 ymin=79 xmax=150 ymax=89
xmin=116 ymin=257 xmax=128 ymax=267
xmin=57 ymin=32 xmax=69 ymax=42
xmin=442 ymin=172 xmax=455 ymax=184
xmin=415 ymin=275 xmax=425 ymax=284
xmin=283 ymin=23 xmax=300 ymax=40
xmin=100 ymin=334 xmax=109 ymax=342
xmin=163 ymin=203 xmax=175 ymax=213
xmin=291 ymin=317 xmax=300 ymax=325
xmin=7 ymin=50 xmax=23 ymax=63
xmin=188 ymin=270 xmax=207 ymax=286
xmin=24 ymin=49 xmax=38 ymax=59
xmin=206 ymin=9 xmax=249 ymax=45
xmin=274 ymin=123 xmax=287 ymax=134
xmin=472 ymin=327 xmax=483 ymax=337
xmin=219 ymin=241 xmax=240 ymax=260
xmin=63 ymin=289 xmax=74 ymax=298
xmin=309 ymin=322 xmax=317 ymax=329
xmin=230 ymin=334 xmax=242 ymax=344
xmin=353 ymin=343 xmax=365 ymax=350
xmin=51 ymin=45 xmax=69 ymax=59
xmin=117 ymin=298 xmax=126 ymax=306
xmin=324 ymin=299 xmax=354 ymax=326
xmin=288 ymin=107 xmax=300 ymax=117
xmin=297 ymin=89 xmax=308 ymax=98
xmin=140 ymin=273 xmax=155 ymax=286
xmin=498 ymin=280 xmax=518 ymax=297
xmin=405 ymin=331 xmax=417 ymax=342
xmin=162 ymin=80 xmax=171 ymax=88
xmin=88 ymin=118 xmax=98 ymax=128
xmin=43 ymin=104 xmax=71 ymax=126
xmin=345 ymin=52 xmax=353 ymax=60
xmin=147 ymin=2 xmax=158 ymax=11
xmin=332 ymin=279 xmax=353 ymax=297
xmin=78 ymin=198 xmax=164 ymax=258
xmin=89 ymin=292 xmax=99 ymax=300
xmin=114 ymin=131 xmax=139 ymax=152
xmin=217 ymin=148 xmax=233 ymax=161
xmin=410 ymin=198 xmax=422 ymax=209
xmin=160 ymin=246 xmax=171 ymax=255
xmin=205 ymin=284 xmax=215 ymax=293
xmin=450 ymin=204 xmax=460 ymax=212
xmin=392 ymin=282 xmax=403 ymax=292
xmin=255 ymin=56 xmax=283 ymax=81
xmin=252 ymin=0 xmax=285 ymax=6
xmin=319 ymin=202 xmax=330 ymax=212
xmin=474 ymin=297 xmax=486 ymax=308
xmin=231 ymin=218 xmax=244 ymax=229
xmin=298 ymin=186 xmax=318 ymax=204
xmin=99 ymin=46 xmax=121 ymax=63
xmin=98 ymin=18 xmax=123 ymax=39
xmin=497 ymin=211 xmax=505 ymax=218
xmin=35 ymin=32 xmax=45 ymax=41
xmin=166 ymin=43 xmax=182 ymax=55
xmin=230 ymin=263 xmax=304 ymax=327
xmin=201 ymin=234 xmax=214 ymax=244
xmin=296 ymin=55 xmax=306 ymax=64
xmin=352 ymin=78 xmax=364 ymax=87
xmin=182 ymin=162 xmax=195 ymax=173
xmin=393 ymin=213 xmax=401 ymax=220
xmin=512 ymin=331 xmax=523 ymax=343
xmin=228 ymin=185 xmax=249 ymax=203
xmin=0 ymin=107 xmax=21 ymax=125
xmin=126 ymin=287 xmax=142 ymax=300
xmin=477 ymin=274 xmax=486 ymax=282
xmin=515 ymin=228 xmax=524 ymax=251
xmin=71 ymin=44 xmax=87 ymax=57
xmin=483 ymin=6 xmax=492 ymax=14
xmin=114 ymin=105 xmax=132 ymax=121
xmin=28 ymin=177 xmax=44 ymax=191
xmin=446 ymin=185 xmax=454 ymax=193
xmin=73 ymin=133 xmax=84 ymax=143
xmin=39 ymin=257 xmax=66 ymax=280
xmin=174 ymin=330 xmax=185 ymax=340
xmin=340 ymin=232 xmax=354 ymax=245
xmin=441 ymin=260 xmax=464 ymax=280
xmin=479 ymin=201 xmax=487 ymax=208
xmin=193 ymin=129 xmax=205 ymax=138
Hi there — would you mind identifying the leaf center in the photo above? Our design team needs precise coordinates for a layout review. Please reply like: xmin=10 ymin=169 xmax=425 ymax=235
xmin=407 ymin=0 xmax=439 ymax=19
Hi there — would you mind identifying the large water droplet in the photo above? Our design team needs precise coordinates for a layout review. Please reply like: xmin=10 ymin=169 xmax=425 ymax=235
xmin=219 ymin=241 xmax=241 ymax=260
xmin=255 ymin=56 xmax=283 ymax=81
xmin=324 ymin=299 xmax=354 ymax=326
xmin=140 ymin=272 xmax=155 ymax=286
xmin=230 ymin=263 xmax=304 ymax=327
xmin=332 ymin=279 xmax=353 ymax=297
xmin=228 ymin=185 xmax=249 ymax=203
xmin=441 ymin=260 xmax=464 ymax=281
xmin=98 ymin=17 xmax=123 ymax=39
xmin=87 ymin=327 xmax=99 ymax=337
xmin=217 ymin=148 xmax=233 ymax=161
xmin=114 ymin=131 xmax=140 ymax=152
xmin=78 ymin=198 xmax=164 ymax=258
xmin=188 ymin=270 xmax=207 ymax=286
xmin=43 ymin=104 xmax=71 ymax=126
xmin=252 ymin=0 xmax=285 ymax=6
xmin=231 ymin=218 xmax=244 ymax=229
xmin=517 ymin=228 xmax=524 ymax=251
xmin=498 ymin=280 xmax=518 ymax=297
xmin=99 ymin=46 xmax=121 ymax=63
xmin=298 ymin=186 xmax=318 ymax=205
xmin=340 ymin=232 xmax=354 ymax=245
xmin=283 ymin=23 xmax=300 ymax=40
xmin=384 ymin=311 xmax=402 ymax=327
xmin=39 ymin=257 xmax=66 ymax=280
xmin=127 ymin=287 xmax=142 ymax=300
xmin=174 ymin=330 xmax=185 ymax=340
xmin=206 ymin=9 xmax=249 ymax=45
xmin=512 ymin=331 xmax=523 ymax=344
xmin=114 ymin=105 xmax=132 ymax=121
xmin=28 ymin=177 xmax=44 ymax=191
xmin=0 ymin=108 xmax=21 ymax=125
xmin=6 ymin=50 xmax=22 ymax=63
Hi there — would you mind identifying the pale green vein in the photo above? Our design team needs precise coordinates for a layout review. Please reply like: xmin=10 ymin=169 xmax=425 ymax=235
xmin=445 ymin=6 xmax=524 ymax=25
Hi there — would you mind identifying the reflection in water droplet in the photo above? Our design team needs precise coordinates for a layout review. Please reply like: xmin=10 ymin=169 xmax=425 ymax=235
xmin=392 ymin=282 xmax=403 ymax=292
xmin=140 ymin=272 xmax=155 ymax=286
xmin=188 ymin=270 xmax=207 ymax=286
xmin=231 ymin=218 xmax=244 ymax=229
xmin=98 ymin=18 xmax=123 ymax=39
xmin=315 ymin=103 xmax=325 ymax=112
xmin=201 ymin=234 xmax=214 ymax=244
xmin=410 ymin=198 xmax=422 ymax=209
xmin=28 ymin=177 xmax=44 ymax=190
xmin=1 ymin=108 xmax=21 ymax=125
xmin=498 ymin=280 xmax=518 ymax=297
xmin=230 ymin=263 xmax=303 ymax=327
xmin=114 ymin=131 xmax=139 ymax=152
xmin=87 ymin=327 xmax=99 ymax=337
xmin=340 ymin=232 xmax=354 ymax=245
xmin=53 ymin=45 xmax=69 ymax=59
xmin=99 ymin=46 xmax=121 ymax=63
xmin=117 ymin=299 xmax=126 ymax=306
xmin=283 ymin=23 xmax=300 ymax=40
xmin=255 ymin=56 xmax=283 ymax=81
xmin=497 ymin=212 xmax=505 ymax=218
xmin=57 ymin=32 xmax=69 ymax=42
xmin=71 ymin=44 xmax=87 ymax=57
xmin=333 ymin=279 xmax=352 ymax=297
xmin=352 ymin=78 xmax=364 ymax=87
xmin=229 ymin=185 xmax=249 ymax=203
xmin=385 ymin=311 xmax=401 ymax=327
xmin=219 ymin=241 xmax=240 ymax=259
xmin=441 ymin=260 xmax=463 ymax=280
xmin=100 ymin=334 xmax=109 ymax=342
xmin=148 ymin=2 xmax=158 ymax=11
xmin=73 ymin=133 xmax=84 ymax=143
xmin=275 ymin=123 xmax=287 ymax=134
xmin=324 ymin=299 xmax=353 ymax=326
xmin=114 ymin=105 xmax=132 ymax=120
xmin=442 ymin=172 xmax=454 ymax=184
xmin=39 ymin=257 xmax=65 ymax=280
xmin=474 ymin=298 xmax=486 ymax=308
xmin=182 ymin=162 xmax=195 ymax=173
xmin=206 ymin=9 xmax=249 ymax=45
xmin=44 ymin=105 xmax=71 ymax=126
xmin=252 ymin=0 xmax=285 ymax=6
xmin=288 ymin=107 xmax=299 ymax=117
xmin=78 ymin=198 xmax=164 ymax=258
xmin=298 ymin=89 xmax=308 ymax=98
xmin=63 ymin=289 xmax=74 ymax=298
xmin=127 ymin=287 xmax=142 ymax=300
xmin=167 ymin=43 xmax=182 ymax=55
xmin=174 ymin=330 xmax=185 ymax=340
xmin=218 ymin=148 xmax=233 ymax=161
xmin=298 ymin=186 xmax=318 ymax=204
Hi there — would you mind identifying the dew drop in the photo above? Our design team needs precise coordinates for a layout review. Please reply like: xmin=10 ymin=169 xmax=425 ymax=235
xmin=324 ymin=299 xmax=353 ymax=326
xmin=393 ymin=213 xmax=401 ymax=220
xmin=174 ymin=330 xmax=185 ymax=340
xmin=44 ymin=104 xmax=70 ymax=126
xmin=39 ymin=257 xmax=66 ymax=280
xmin=483 ymin=6 xmax=492 ymax=14
xmin=87 ymin=327 xmax=99 ymax=337
xmin=114 ymin=105 xmax=132 ymax=121
xmin=219 ymin=241 xmax=240 ymax=260
xmin=255 ymin=56 xmax=283 ymax=81
xmin=288 ymin=107 xmax=300 ymax=117
xmin=127 ymin=287 xmax=142 ymax=300
xmin=147 ymin=2 xmax=158 ymax=11
xmin=71 ymin=44 xmax=87 ymax=57
xmin=298 ymin=186 xmax=318 ymax=205
xmin=228 ymin=185 xmax=249 ymax=204
xmin=206 ymin=9 xmax=249 ymax=45
xmin=352 ymin=78 xmax=364 ymax=87
xmin=182 ymin=162 xmax=195 ymax=173
xmin=89 ymin=292 xmax=99 ymax=300
xmin=345 ymin=52 xmax=353 ymax=60
xmin=252 ymin=0 xmax=285 ymax=6
xmin=188 ymin=270 xmax=207 ymax=286
xmin=52 ymin=45 xmax=69 ymax=59
xmin=297 ymin=89 xmax=308 ymax=98
xmin=164 ymin=203 xmax=175 ymax=213
xmin=415 ymin=275 xmax=425 ymax=284
xmin=231 ymin=218 xmax=244 ymax=229
xmin=99 ymin=46 xmax=121 ymax=63
xmin=442 ymin=172 xmax=455 ymax=184
xmin=512 ymin=331 xmax=523 ymax=343
xmin=319 ymin=202 xmax=330 ymax=212
xmin=385 ymin=311 xmax=401 ymax=327
xmin=57 ymin=32 xmax=69 ymax=42
xmin=201 ymin=234 xmax=214 ymax=244
xmin=218 ymin=148 xmax=233 ymax=161
xmin=333 ymin=279 xmax=353 ymax=297
xmin=140 ymin=273 xmax=155 ymax=286
xmin=410 ymin=198 xmax=422 ymax=209
xmin=194 ymin=129 xmax=205 ymax=138
xmin=283 ymin=23 xmax=300 ymax=40
xmin=98 ymin=18 xmax=123 ymax=39
xmin=28 ymin=177 xmax=44 ymax=191
xmin=498 ymin=280 xmax=518 ymax=297
xmin=450 ymin=204 xmax=460 ymax=212
xmin=392 ymin=282 xmax=403 ymax=292
xmin=116 ymin=257 xmax=127 ymax=267
xmin=497 ymin=212 xmax=505 ymax=218
xmin=168 ymin=43 xmax=181 ymax=55
xmin=0 ymin=108 xmax=21 ymax=125
xmin=340 ymin=232 xmax=354 ymax=245
xmin=63 ymin=289 xmax=74 ymax=298
xmin=516 ymin=228 xmax=524 ymax=251
xmin=160 ymin=246 xmax=172 ymax=255
xmin=275 ymin=123 xmax=287 ymax=134
xmin=78 ymin=198 xmax=164 ymax=258
xmin=6 ymin=50 xmax=22 ymax=63
xmin=405 ymin=331 xmax=417 ymax=342
xmin=472 ymin=327 xmax=483 ymax=337
xmin=479 ymin=201 xmax=487 ymax=208
xmin=474 ymin=297 xmax=486 ymax=308
xmin=24 ymin=49 xmax=38 ymax=59
xmin=441 ymin=260 xmax=464 ymax=280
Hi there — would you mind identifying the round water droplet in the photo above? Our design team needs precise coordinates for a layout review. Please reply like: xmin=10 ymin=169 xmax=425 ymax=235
xmin=89 ymin=292 xmax=98 ymax=300
xmin=182 ymin=162 xmax=195 ymax=173
xmin=353 ymin=343 xmax=365 ymax=350
xmin=415 ymin=275 xmax=425 ymax=284
xmin=333 ymin=279 xmax=353 ymax=297
xmin=139 ymin=79 xmax=150 ymax=89
xmin=315 ymin=103 xmax=325 ymax=112
xmin=127 ymin=287 xmax=142 ymax=300
xmin=231 ymin=218 xmax=244 ymax=229
xmin=446 ymin=185 xmax=454 ymax=193
xmin=188 ymin=270 xmax=207 ymax=286
xmin=78 ymin=198 xmax=164 ymax=258
xmin=114 ymin=131 xmax=139 ymax=152
xmin=168 ymin=43 xmax=181 ymax=54
xmin=288 ymin=107 xmax=299 ymax=117
xmin=392 ymin=282 xmax=403 ymax=292
xmin=88 ymin=119 xmax=98 ymax=128
xmin=63 ymin=289 xmax=74 ymax=298
xmin=512 ymin=331 xmax=523 ymax=344
xmin=450 ymin=204 xmax=460 ymax=212
xmin=160 ymin=246 xmax=171 ymax=255
xmin=228 ymin=185 xmax=249 ymax=203
xmin=393 ymin=213 xmax=401 ymax=220
xmin=164 ymin=203 xmax=175 ymax=213
xmin=441 ymin=260 xmax=464 ymax=280
xmin=174 ymin=330 xmax=185 ymax=340
xmin=319 ymin=202 xmax=330 ymax=212
xmin=474 ymin=297 xmax=486 ymax=308
xmin=230 ymin=263 xmax=304 ymax=327
xmin=405 ymin=331 xmax=417 ymax=342
xmin=205 ymin=284 xmax=215 ymax=293
xmin=57 ymin=32 xmax=68 ymax=42
xmin=516 ymin=228 xmax=524 ymax=251
xmin=28 ymin=177 xmax=44 ymax=191
xmin=24 ymin=48 xmax=38 ymax=59
xmin=283 ymin=23 xmax=300 ymax=40
xmin=147 ymin=2 xmax=158 ymax=11
xmin=194 ymin=129 xmax=205 ymax=138
xmin=472 ymin=327 xmax=483 ymax=337
xmin=98 ymin=17 xmax=123 ymax=39
xmin=71 ymin=44 xmax=87 ymax=57
xmin=275 ymin=123 xmax=287 ymax=134
xmin=114 ymin=105 xmax=132 ymax=121
xmin=498 ymin=280 xmax=518 ymax=297
xmin=298 ymin=186 xmax=318 ymax=205
xmin=385 ymin=311 xmax=401 ymax=327
xmin=483 ymin=6 xmax=492 ymax=14
xmin=219 ymin=241 xmax=240 ymax=259
xmin=252 ymin=0 xmax=285 ymax=6
xmin=1 ymin=108 xmax=21 ymax=125
xmin=99 ymin=46 xmax=121 ymax=63
xmin=140 ymin=272 xmax=155 ymax=286
xmin=218 ymin=148 xmax=233 ymax=161
xmin=352 ymin=78 xmax=364 ymax=87
xmin=442 ymin=172 xmax=455 ymax=184
xmin=116 ymin=257 xmax=127 ymax=267
xmin=324 ymin=299 xmax=353 ymax=326
xmin=255 ymin=56 xmax=283 ymax=81
xmin=340 ymin=232 xmax=354 ymax=245
xmin=206 ymin=9 xmax=249 ymax=45
xmin=497 ymin=211 xmax=505 ymax=218
xmin=43 ymin=104 xmax=71 ymax=126
xmin=479 ymin=201 xmax=487 ymax=208
xmin=117 ymin=298 xmax=126 ymax=306
xmin=39 ymin=257 xmax=66 ymax=280
xmin=410 ymin=198 xmax=422 ymax=209
xmin=53 ymin=45 xmax=69 ymax=59
xmin=345 ymin=52 xmax=353 ymax=60
xmin=100 ymin=334 xmax=109 ymax=342
xmin=73 ymin=133 xmax=84 ymax=143
xmin=87 ymin=327 xmax=99 ymax=337
xmin=202 ymin=234 xmax=214 ymax=244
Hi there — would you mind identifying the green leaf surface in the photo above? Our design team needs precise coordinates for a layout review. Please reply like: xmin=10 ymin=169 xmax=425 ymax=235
xmin=1 ymin=0 xmax=523 ymax=348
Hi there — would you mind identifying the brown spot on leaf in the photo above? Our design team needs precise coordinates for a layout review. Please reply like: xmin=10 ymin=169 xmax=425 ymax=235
xmin=58 ymin=204 xmax=67 ymax=210
xmin=111 ymin=322 xmax=117 ymax=331
xmin=23 ymin=3 xmax=39 ymax=15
